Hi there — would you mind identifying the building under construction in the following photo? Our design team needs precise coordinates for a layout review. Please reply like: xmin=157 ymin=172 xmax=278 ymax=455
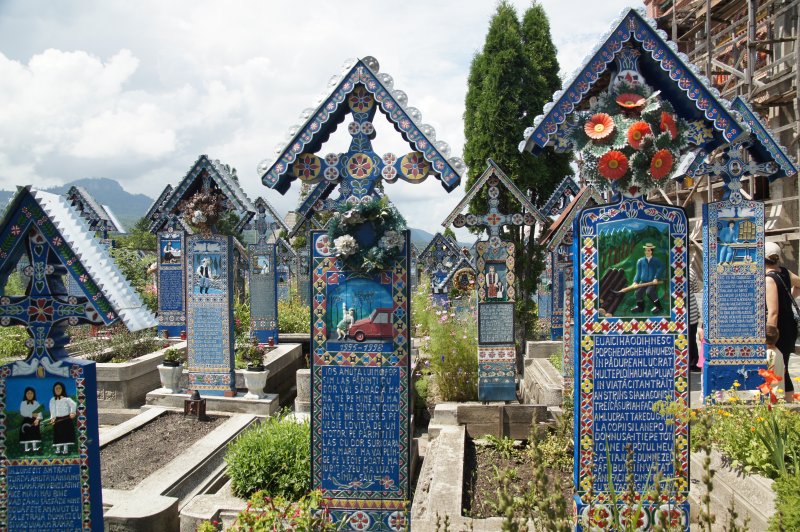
xmin=643 ymin=0 xmax=800 ymax=271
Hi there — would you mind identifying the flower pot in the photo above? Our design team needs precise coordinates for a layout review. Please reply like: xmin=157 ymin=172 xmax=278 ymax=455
xmin=157 ymin=364 xmax=183 ymax=394
xmin=242 ymin=369 xmax=270 ymax=400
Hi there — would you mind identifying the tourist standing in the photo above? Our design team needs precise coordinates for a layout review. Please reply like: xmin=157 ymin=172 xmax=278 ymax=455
xmin=765 ymin=242 xmax=800 ymax=393
xmin=688 ymin=275 xmax=701 ymax=373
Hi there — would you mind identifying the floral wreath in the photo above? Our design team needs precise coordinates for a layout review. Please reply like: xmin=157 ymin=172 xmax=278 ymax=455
xmin=179 ymin=189 xmax=227 ymax=232
xmin=570 ymin=81 xmax=690 ymax=194
xmin=327 ymin=196 xmax=407 ymax=272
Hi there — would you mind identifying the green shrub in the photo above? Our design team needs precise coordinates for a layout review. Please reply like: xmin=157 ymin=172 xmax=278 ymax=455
xmin=770 ymin=474 xmax=800 ymax=531
xmin=226 ymin=412 xmax=310 ymax=499
xmin=0 ymin=326 xmax=29 ymax=364
xmin=234 ymin=299 xmax=251 ymax=346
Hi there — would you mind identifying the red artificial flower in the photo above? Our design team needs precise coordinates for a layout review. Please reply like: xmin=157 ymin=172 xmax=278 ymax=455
xmin=650 ymin=149 xmax=674 ymax=180
xmin=660 ymin=112 xmax=678 ymax=139
xmin=598 ymin=150 xmax=629 ymax=180
xmin=627 ymin=121 xmax=651 ymax=150
xmin=616 ymin=92 xmax=646 ymax=109
xmin=584 ymin=113 xmax=615 ymax=140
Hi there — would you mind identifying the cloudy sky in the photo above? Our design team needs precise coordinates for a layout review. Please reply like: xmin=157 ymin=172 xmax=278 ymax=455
xmin=0 ymin=0 xmax=638 ymax=236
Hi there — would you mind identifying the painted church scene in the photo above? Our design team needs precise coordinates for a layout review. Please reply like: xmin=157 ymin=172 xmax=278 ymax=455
xmin=4 ymin=0 xmax=800 ymax=530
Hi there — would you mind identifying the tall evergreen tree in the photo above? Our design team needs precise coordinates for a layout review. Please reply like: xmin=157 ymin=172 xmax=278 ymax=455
xmin=463 ymin=1 xmax=572 ymax=343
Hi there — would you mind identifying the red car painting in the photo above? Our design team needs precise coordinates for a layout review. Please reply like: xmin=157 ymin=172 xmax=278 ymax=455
xmin=348 ymin=308 xmax=394 ymax=342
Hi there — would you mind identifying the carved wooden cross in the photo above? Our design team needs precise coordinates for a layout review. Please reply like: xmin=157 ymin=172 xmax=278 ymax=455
xmin=1 ymin=228 xmax=99 ymax=360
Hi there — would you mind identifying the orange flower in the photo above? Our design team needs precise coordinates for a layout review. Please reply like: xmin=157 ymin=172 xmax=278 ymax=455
xmin=616 ymin=93 xmax=645 ymax=109
xmin=584 ymin=113 xmax=615 ymax=140
xmin=759 ymin=367 xmax=782 ymax=387
xmin=660 ymin=112 xmax=678 ymax=139
xmin=598 ymin=150 xmax=629 ymax=180
xmin=650 ymin=149 xmax=674 ymax=180
xmin=793 ymin=392 xmax=800 ymax=401
xmin=627 ymin=122 xmax=651 ymax=150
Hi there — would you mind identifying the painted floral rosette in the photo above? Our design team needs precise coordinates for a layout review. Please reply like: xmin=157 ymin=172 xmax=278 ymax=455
xmin=570 ymin=82 xmax=690 ymax=195
xmin=327 ymin=196 xmax=407 ymax=272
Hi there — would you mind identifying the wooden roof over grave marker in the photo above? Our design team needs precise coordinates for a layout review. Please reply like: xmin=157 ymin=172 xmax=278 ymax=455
xmin=149 ymin=155 xmax=256 ymax=234
xmin=0 ymin=187 xmax=156 ymax=332
xmin=540 ymin=185 xmax=603 ymax=249
xmin=65 ymin=185 xmax=126 ymax=234
xmin=731 ymin=96 xmax=798 ymax=181
xmin=439 ymin=255 xmax=477 ymax=290
xmin=540 ymin=176 xmax=581 ymax=220
xmin=519 ymin=7 xmax=746 ymax=157
xmin=144 ymin=183 xmax=174 ymax=224
xmin=442 ymin=158 xmax=548 ymax=234
xmin=258 ymin=56 xmax=465 ymax=200
xmin=419 ymin=232 xmax=462 ymax=267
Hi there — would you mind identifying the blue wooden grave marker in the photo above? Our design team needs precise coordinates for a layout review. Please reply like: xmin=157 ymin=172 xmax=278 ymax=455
xmin=540 ymin=186 xmax=602 ymax=380
xmin=418 ymin=233 xmax=461 ymax=309
xmin=186 ymin=234 xmax=236 ymax=396
xmin=573 ymin=197 xmax=689 ymax=528
xmin=157 ymin=229 xmax=186 ymax=338
xmin=0 ymin=187 xmax=155 ymax=531
xmin=259 ymin=56 xmax=463 ymax=530
xmin=517 ymin=7 xmax=755 ymax=527
xmin=443 ymin=160 xmax=544 ymax=401
xmin=248 ymin=240 xmax=278 ymax=345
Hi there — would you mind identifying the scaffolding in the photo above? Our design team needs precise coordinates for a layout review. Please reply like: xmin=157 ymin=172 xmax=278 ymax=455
xmin=644 ymin=0 xmax=800 ymax=272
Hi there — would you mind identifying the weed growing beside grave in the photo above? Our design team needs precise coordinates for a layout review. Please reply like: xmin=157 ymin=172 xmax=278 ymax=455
xmin=425 ymin=303 xmax=478 ymax=402
xmin=277 ymin=285 xmax=309 ymax=334
xmin=77 ymin=326 xmax=162 ymax=363
xmin=225 ymin=411 xmax=311 ymax=499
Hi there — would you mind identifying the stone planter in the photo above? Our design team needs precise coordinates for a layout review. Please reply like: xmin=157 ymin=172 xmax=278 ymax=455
xmin=242 ymin=369 xmax=270 ymax=399
xmin=96 ymin=341 xmax=187 ymax=408
xmin=157 ymin=364 xmax=184 ymax=394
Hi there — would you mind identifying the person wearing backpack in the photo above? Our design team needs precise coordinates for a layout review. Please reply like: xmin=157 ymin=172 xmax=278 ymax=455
xmin=765 ymin=241 xmax=800 ymax=395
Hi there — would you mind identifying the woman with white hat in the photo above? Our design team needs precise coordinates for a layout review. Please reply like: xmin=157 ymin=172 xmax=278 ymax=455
xmin=765 ymin=241 xmax=800 ymax=394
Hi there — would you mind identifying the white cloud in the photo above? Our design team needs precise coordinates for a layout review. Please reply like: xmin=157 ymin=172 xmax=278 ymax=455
xmin=0 ymin=0 xmax=641 ymax=235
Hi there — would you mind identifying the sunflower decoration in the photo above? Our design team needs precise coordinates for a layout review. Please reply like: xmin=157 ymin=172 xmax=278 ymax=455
xmin=570 ymin=81 xmax=689 ymax=193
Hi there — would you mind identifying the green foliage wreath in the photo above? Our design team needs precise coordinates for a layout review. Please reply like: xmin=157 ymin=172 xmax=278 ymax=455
xmin=327 ymin=197 xmax=407 ymax=272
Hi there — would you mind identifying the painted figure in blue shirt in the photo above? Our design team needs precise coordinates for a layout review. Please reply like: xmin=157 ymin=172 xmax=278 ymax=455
xmin=718 ymin=221 xmax=737 ymax=263
xmin=629 ymin=243 xmax=665 ymax=313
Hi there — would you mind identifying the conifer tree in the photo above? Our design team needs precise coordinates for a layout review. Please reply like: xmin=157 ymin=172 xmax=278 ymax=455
xmin=463 ymin=1 xmax=572 ymax=342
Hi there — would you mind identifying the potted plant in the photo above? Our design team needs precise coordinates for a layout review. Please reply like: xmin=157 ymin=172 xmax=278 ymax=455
xmin=239 ymin=342 xmax=269 ymax=400
xmin=157 ymin=347 xmax=185 ymax=394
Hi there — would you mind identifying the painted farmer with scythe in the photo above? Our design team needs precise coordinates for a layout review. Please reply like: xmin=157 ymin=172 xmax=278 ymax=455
xmin=615 ymin=242 xmax=665 ymax=313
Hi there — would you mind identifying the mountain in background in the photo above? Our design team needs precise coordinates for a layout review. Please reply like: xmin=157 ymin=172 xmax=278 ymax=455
xmin=0 ymin=178 xmax=473 ymax=249
xmin=0 ymin=178 xmax=154 ymax=231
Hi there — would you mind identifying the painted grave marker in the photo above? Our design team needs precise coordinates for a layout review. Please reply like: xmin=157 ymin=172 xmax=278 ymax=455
xmin=443 ymin=160 xmax=543 ymax=401
xmin=259 ymin=56 xmax=463 ymax=529
xmin=536 ymin=254 xmax=552 ymax=337
xmin=697 ymin=143 xmax=772 ymax=395
xmin=186 ymin=234 xmax=235 ymax=396
xmin=573 ymin=197 xmax=689 ymax=527
xmin=248 ymin=241 xmax=278 ymax=345
xmin=0 ymin=188 xmax=156 ymax=531
xmin=539 ymin=186 xmax=601 ymax=384
xmin=418 ymin=233 xmax=461 ymax=309
xmin=513 ymin=8 xmax=758 ymax=526
xmin=158 ymin=230 xmax=185 ymax=338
